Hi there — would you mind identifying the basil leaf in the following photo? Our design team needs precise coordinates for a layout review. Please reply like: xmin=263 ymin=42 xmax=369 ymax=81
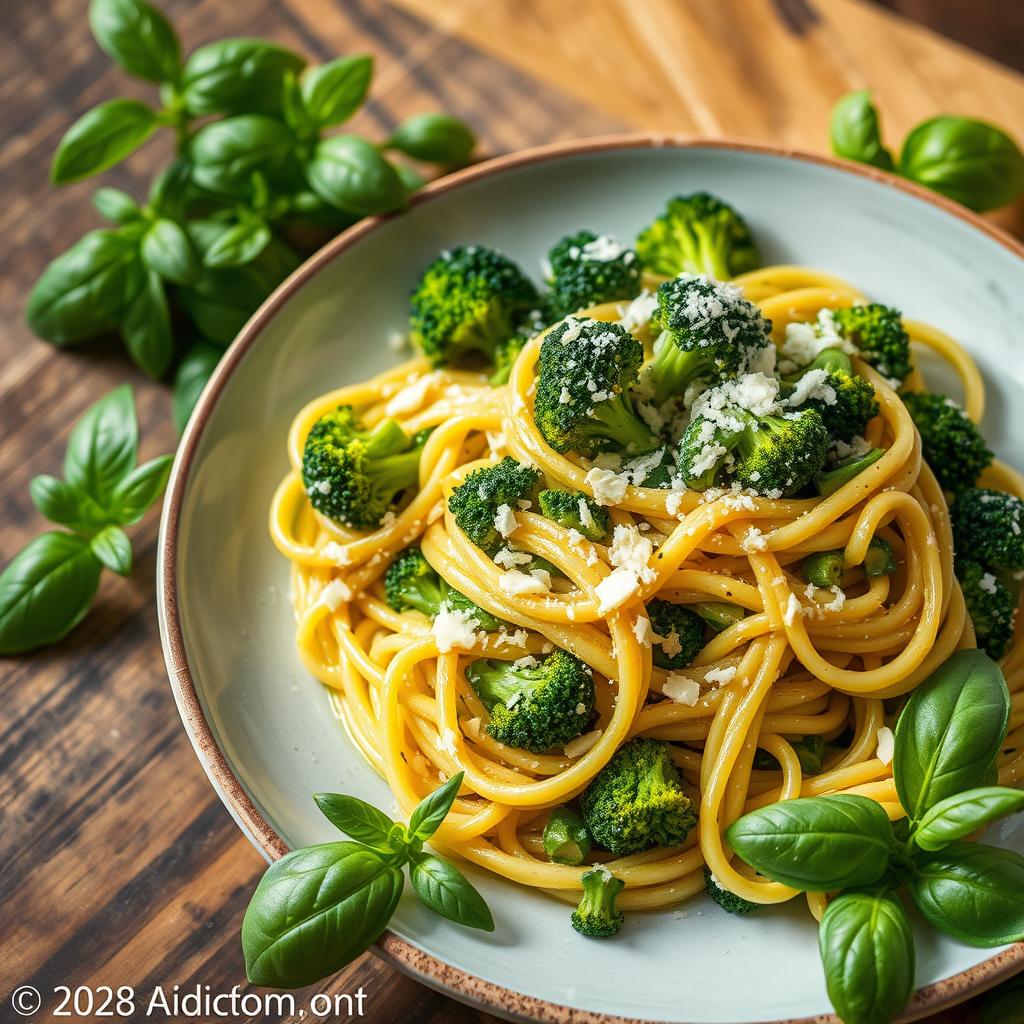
xmin=900 ymin=116 xmax=1024 ymax=213
xmin=172 ymin=341 xmax=223 ymax=432
xmin=314 ymin=793 xmax=399 ymax=851
xmin=29 ymin=475 xmax=108 ymax=532
xmin=914 ymin=787 xmax=1024 ymax=852
xmin=829 ymin=90 xmax=894 ymax=172
xmin=108 ymin=455 xmax=173 ymax=525
xmin=88 ymin=0 xmax=181 ymax=84
xmin=410 ymin=854 xmax=494 ymax=931
xmin=121 ymin=271 xmax=173 ymax=378
xmin=394 ymin=161 xmax=426 ymax=194
xmin=387 ymin=113 xmax=476 ymax=165
xmin=189 ymin=115 xmax=295 ymax=194
xmin=241 ymin=842 xmax=403 ymax=988
xmin=407 ymin=771 xmax=463 ymax=841
xmin=27 ymin=229 xmax=146 ymax=345
xmin=909 ymin=842 xmax=1024 ymax=946
xmin=148 ymin=158 xmax=195 ymax=220
xmin=306 ymin=134 xmax=406 ymax=216
xmin=141 ymin=218 xmax=200 ymax=285
xmin=818 ymin=890 xmax=915 ymax=1024
xmin=894 ymin=649 xmax=1010 ymax=821
xmin=90 ymin=525 xmax=132 ymax=576
xmin=301 ymin=55 xmax=373 ymax=128
xmin=0 ymin=532 xmax=103 ymax=654
xmin=181 ymin=38 xmax=305 ymax=117
xmin=65 ymin=384 xmax=137 ymax=506
xmin=982 ymin=976 xmax=1024 ymax=1024
xmin=202 ymin=219 xmax=272 ymax=268
xmin=93 ymin=187 xmax=142 ymax=225
xmin=725 ymin=794 xmax=894 ymax=891
xmin=51 ymin=98 xmax=159 ymax=184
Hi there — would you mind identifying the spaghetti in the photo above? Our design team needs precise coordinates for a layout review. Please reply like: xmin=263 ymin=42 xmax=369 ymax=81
xmin=270 ymin=263 xmax=1024 ymax=917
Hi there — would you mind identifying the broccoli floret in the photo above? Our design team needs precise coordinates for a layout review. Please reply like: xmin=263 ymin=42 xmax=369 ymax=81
xmin=785 ymin=349 xmax=879 ymax=443
xmin=641 ymin=276 xmax=771 ymax=405
xmin=635 ymin=192 xmax=761 ymax=280
xmin=447 ymin=456 xmax=540 ymax=555
xmin=545 ymin=231 xmax=643 ymax=320
xmin=694 ymin=602 xmax=746 ymax=632
xmin=902 ymin=392 xmax=993 ymax=494
xmin=534 ymin=318 xmax=659 ymax=457
xmin=753 ymin=735 xmax=826 ymax=775
xmin=302 ymin=407 xmax=425 ymax=529
xmin=703 ymin=867 xmax=760 ymax=915
xmin=571 ymin=867 xmax=624 ymax=938
xmin=957 ymin=558 xmax=1016 ymax=660
xmin=465 ymin=650 xmax=595 ymax=752
xmin=537 ymin=488 xmax=611 ymax=542
xmin=579 ymin=738 xmax=697 ymax=855
xmin=409 ymin=245 xmax=538 ymax=367
xmin=543 ymin=807 xmax=592 ymax=865
xmin=830 ymin=304 xmax=912 ymax=383
xmin=815 ymin=448 xmax=885 ymax=497
xmin=952 ymin=489 xmax=1024 ymax=571
xmin=489 ymin=335 xmax=525 ymax=386
xmin=384 ymin=546 xmax=501 ymax=630
xmin=646 ymin=600 xmax=705 ymax=670
xmin=676 ymin=401 xmax=829 ymax=497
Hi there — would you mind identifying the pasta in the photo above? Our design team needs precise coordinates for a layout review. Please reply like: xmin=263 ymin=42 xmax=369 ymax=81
xmin=269 ymin=261 xmax=1024 ymax=918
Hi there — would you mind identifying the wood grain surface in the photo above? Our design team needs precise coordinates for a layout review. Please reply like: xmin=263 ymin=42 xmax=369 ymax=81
xmin=1 ymin=2 xmax=1022 ymax=1023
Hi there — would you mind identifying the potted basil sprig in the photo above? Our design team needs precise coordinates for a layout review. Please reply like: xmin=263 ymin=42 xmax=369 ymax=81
xmin=728 ymin=649 xmax=1024 ymax=1024
xmin=242 ymin=771 xmax=493 ymax=988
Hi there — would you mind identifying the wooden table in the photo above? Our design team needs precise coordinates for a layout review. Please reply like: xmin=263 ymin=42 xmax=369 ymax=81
xmin=3 ymin=2 xmax=1023 ymax=1022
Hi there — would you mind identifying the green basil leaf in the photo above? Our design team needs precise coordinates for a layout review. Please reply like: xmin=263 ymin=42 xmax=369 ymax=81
xmin=202 ymin=219 xmax=272 ymax=268
xmin=387 ymin=113 xmax=476 ymax=165
xmin=90 ymin=525 xmax=132 ymax=576
xmin=301 ymin=55 xmax=373 ymax=128
xmin=914 ymin=787 xmax=1024 ymax=852
xmin=0 ymin=532 xmax=103 ymax=654
xmin=108 ymin=455 xmax=173 ymax=524
xmin=172 ymin=341 xmax=223 ymax=432
xmin=407 ymin=771 xmax=463 ymax=841
xmin=29 ymin=475 xmax=109 ymax=532
xmin=829 ymin=90 xmax=894 ymax=172
xmin=725 ymin=794 xmax=894 ymax=891
xmin=51 ymin=98 xmax=159 ymax=184
xmin=27 ymin=229 xmax=146 ymax=345
xmin=121 ymin=271 xmax=173 ymax=378
xmin=818 ymin=890 xmax=915 ymax=1024
xmin=65 ymin=384 xmax=137 ymax=506
xmin=410 ymin=854 xmax=494 ymax=931
xmin=148 ymin=158 xmax=195 ymax=220
xmin=393 ymin=161 xmax=426 ymax=194
xmin=141 ymin=218 xmax=201 ymax=285
xmin=241 ymin=842 xmax=403 ymax=988
xmin=306 ymin=134 xmax=406 ymax=216
xmin=894 ymin=649 xmax=1010 ymax=821
xmin=181 ymin=38 xmax=305 ymax=117
xmin=189 ymin=115 xmax=296 ymax=194
xmin=981 ymin=976 xmax=1024 ymax=1024
xmin=900 ymin=116 xmax=1024 ymax=213
xmin=92 ymin=187 xmax=142 ymax=224
xmin=909 ymin=842 xmax=1024 ymax=946
xmin=314 ymin=793 xmax=398 ymax=851
xmin=88 ymin=0 xmax=181 ymax=83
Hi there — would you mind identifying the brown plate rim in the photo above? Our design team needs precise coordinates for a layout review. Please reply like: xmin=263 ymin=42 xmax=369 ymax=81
xmin=157 ymin=132 xmax=1024 ymax=1024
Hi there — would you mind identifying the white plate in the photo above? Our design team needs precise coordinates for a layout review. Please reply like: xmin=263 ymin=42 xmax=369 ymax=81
xmin=158 ymin=136 xmax=1024 ymax=1023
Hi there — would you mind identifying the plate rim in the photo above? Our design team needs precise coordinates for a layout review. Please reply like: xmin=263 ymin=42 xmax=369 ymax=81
xmin=156 ymin=131 xmax=1024 ymax=1024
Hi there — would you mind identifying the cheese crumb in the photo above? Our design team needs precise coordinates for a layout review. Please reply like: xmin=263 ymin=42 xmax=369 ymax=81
xmin=585 ymin=467 xmax=629 ymax=506
xmin=783 ymin=593 xmax=801 ymax=627
xmin=499 ymin=569 xmax=551 ymax=595
xmin=704 ymin=665 xmax=737 ymax=687
xmin=875 ymin=726 xmax=895 ymax=765
xmin=322 ymin=541 xmax=351 ymax=565
xmin=663 ymin=674 xmax=701 ymax=706
xmin=741 ymin=526 xmax=767 ymax=552
xmin=632 ymin=616 xmax=653 ymax=645
xmin=431 ymin=607 xmax=481 ymax=653
xmin=320 ymin=578 xmax=351 ymax=611
xmin=494 ymin=503 xmax=518 ymax=538
xmin=595 ymin=568 xmax=640 ymax=613
xmin=608 ymin=524 xmax=656 ymax=584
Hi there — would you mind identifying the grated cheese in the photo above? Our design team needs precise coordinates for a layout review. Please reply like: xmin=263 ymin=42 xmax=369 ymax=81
xmin=663 ymin=673 xmax=701 ymax=706
xmin=564 ymin=729 xmax=602 ymax=759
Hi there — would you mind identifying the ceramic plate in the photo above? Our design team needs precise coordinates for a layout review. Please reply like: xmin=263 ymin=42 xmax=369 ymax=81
xmin=157 ymin=135 xmax=1024 ymax=1024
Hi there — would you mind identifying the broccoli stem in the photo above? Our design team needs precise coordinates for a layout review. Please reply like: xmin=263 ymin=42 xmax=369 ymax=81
xmin=467 ymin=662 xmax=531 ymax=713
xmin=815 ymin=448 xmax=884 ymax=497
xmin=693 ymin=223 xmax=731 ymax=280
xmin=366 ymin=445 xmax=423 ymax=499
xmin=646 ymin=338 xmax=707 ymax=406
xmin=584 ymin=395 xmax=660 ymax=454
xmin=543 ymin=807 xmax=592 ymax=866
xmin=694 ymin=601 xmax=745 ymax=632
xmin=863 ymin=537 xmax=897 ymax=577
xmin=571 ymin=867 xmax=625 ymax=938
xmin=802 ymin=550 xmax=844 ymax=589
xmin=363 ymin=418 xmax=412 ymax=457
